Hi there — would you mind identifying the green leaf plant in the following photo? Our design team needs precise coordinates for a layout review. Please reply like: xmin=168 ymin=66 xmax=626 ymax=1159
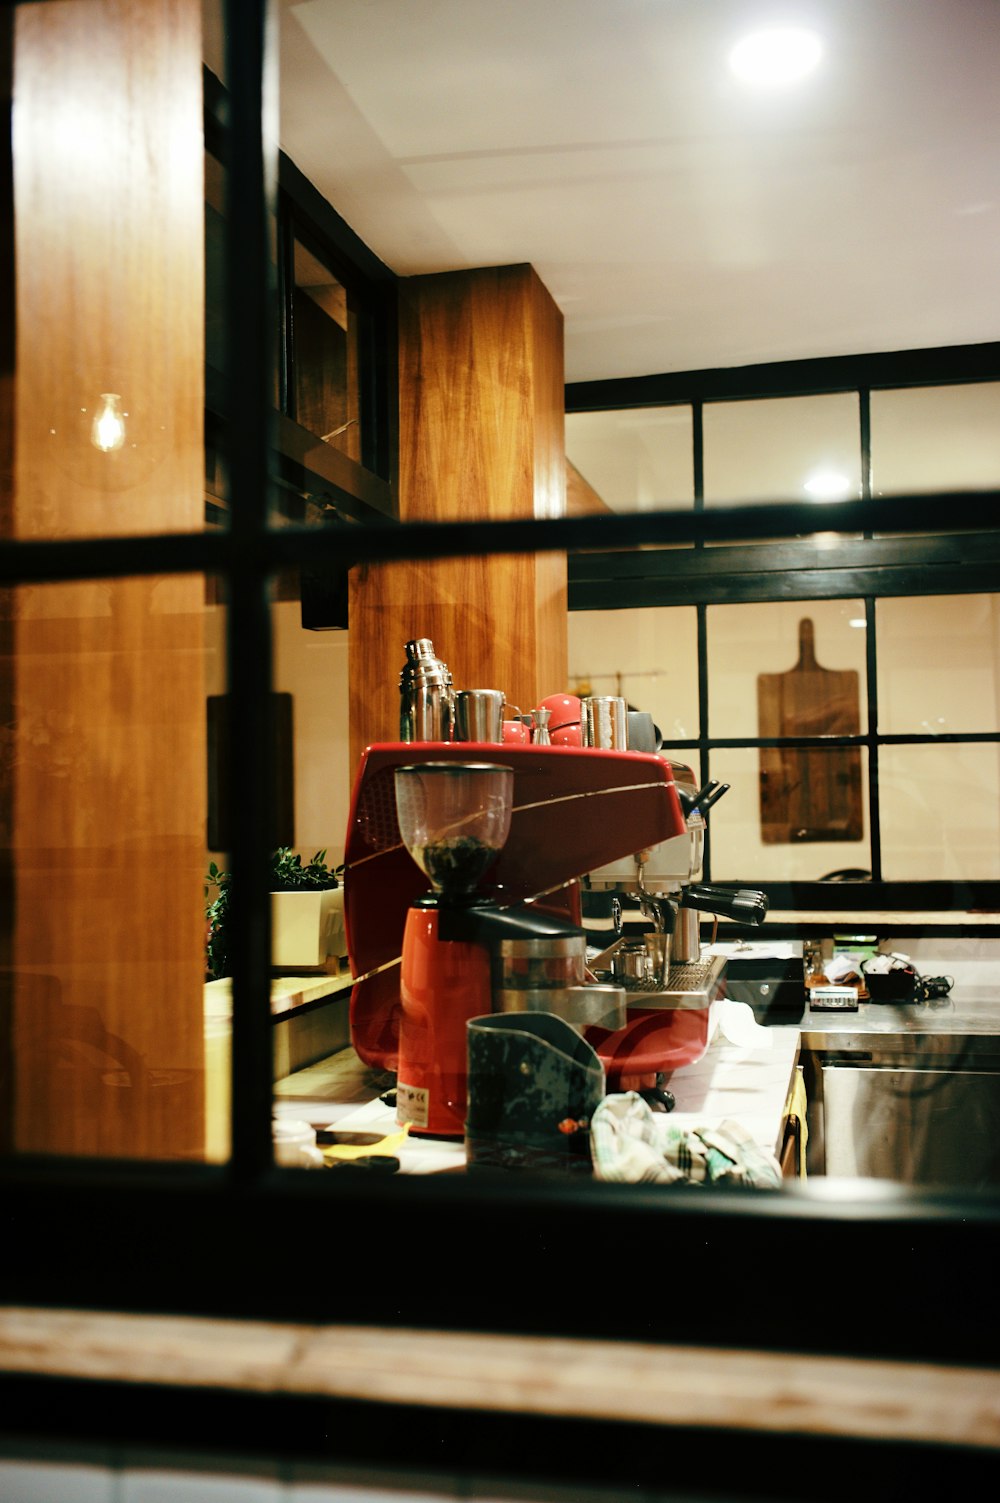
xmin=204 ymin=849 xmax=339 ymax=980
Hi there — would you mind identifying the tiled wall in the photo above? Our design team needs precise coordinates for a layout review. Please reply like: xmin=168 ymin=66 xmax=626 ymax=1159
xmin=0 ymin=1446 xmax=693 ymax=1503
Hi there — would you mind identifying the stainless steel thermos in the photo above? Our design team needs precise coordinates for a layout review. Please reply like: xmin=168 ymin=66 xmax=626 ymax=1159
xmin=399 ymin=638 xmax=454 ymax=742
xmin=583 ymin=695 xmax=628 ymax=749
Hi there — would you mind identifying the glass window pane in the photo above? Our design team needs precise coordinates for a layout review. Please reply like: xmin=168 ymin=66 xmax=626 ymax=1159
xmin=880 ymin=744 xmax=1000 ymax=880
xmin=205 ymin=149 xmax=227 ymax=393
xmin=203 ymin=578 xmax=356 ymax=1137
xmin=265 ymin=581 xmax=354 ymax=1117
xmin=291 ymin=236 xmax=362 ymax=463
xmin=565 ymin=406 xmax=694 ymax=514
xmin=568 ymin=606 xmax=700 ymax=742
xmin=707 ymin=600 xmax=868 ymax=739
xmin=2 ymin=575 xmax=223 ymax=1163
xmin=12 ymin=1 xmax=208 ymax=538
xmin=708 ymin=747 xmax=871 ymax=883
xmin=203 ymin=0 xmax=226 ymax=88
xmin=704 ymin=392 xmax=861 ymax=506
xmin=205 ymin=142 xmax=279 ymax=509
xmin=877 ymin=595 xmax=1000 ymax=734
xmin=871 ymin=382 xmax=1000 ymax=497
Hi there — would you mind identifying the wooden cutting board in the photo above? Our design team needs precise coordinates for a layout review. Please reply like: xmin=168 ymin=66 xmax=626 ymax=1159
xmin=757 ymin=618 xmax=863 ymax=844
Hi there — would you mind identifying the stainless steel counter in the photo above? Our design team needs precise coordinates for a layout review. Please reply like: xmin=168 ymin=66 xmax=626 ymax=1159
xmin=801 ymin=985 xmax=1000 ymax=1058
xmin=799 ymin=984 xmax=1000 ymax=1184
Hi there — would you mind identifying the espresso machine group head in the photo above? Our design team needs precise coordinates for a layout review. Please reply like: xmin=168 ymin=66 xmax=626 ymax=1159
xmin=588 ymin=761 xmax=766 ymax=950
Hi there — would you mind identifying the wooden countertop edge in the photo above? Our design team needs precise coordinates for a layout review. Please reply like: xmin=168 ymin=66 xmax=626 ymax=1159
xmin=1 ymin=1307 xmax=998 ymax=1450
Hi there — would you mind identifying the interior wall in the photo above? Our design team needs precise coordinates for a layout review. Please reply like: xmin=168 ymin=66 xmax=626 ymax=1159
xmin=205 ymin=599 xmax=351 ymax=871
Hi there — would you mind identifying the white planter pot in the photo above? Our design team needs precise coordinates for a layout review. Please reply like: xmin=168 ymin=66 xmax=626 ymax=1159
xmin=270 ymin=887 xmax=343 ymax=968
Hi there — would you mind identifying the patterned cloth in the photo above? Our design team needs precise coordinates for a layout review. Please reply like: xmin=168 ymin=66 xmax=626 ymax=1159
xmin=590 ymin=1092 xmax=783 ymax=1188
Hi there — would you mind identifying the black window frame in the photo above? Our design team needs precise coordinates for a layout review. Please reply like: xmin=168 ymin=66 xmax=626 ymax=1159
xmin=204 ymin=64 xmax=399 ymax=530
xmin=275 ymin=152 xmax=398 ymax=490
xmin=567 ymin=346 xmax=1000 ymax=933
xmin=2 ymin=0 xmax=999 ymax=1372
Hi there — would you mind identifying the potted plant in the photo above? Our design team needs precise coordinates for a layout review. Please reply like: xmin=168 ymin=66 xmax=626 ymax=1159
xmin=205 ymin=849 xmax=341 ymax=980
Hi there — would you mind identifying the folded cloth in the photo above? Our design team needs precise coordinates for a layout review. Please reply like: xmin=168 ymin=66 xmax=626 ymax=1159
xmin=590 ymin=1092 xmax=782 ymax=1188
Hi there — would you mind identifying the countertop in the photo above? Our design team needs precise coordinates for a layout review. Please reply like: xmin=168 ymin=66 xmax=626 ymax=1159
xmin=205 ymin=965 xmax=353 ymax=1022
xmin=271 ymin=977 xmax=1000 ymax=1175
xmin=800 ymin=984 xmax=1000 ymax=1057
xmin=665 ymin=1021 xmax=800 ymax=1158
xmin=302 ymin=1004 xmax=801 ymax=1174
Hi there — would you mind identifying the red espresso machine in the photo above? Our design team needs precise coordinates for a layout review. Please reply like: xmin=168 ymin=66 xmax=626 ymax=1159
xmin=343 ymin=741 xmax=687 ymax=1135
xmin=583 ymin=762 xmax=768 ymax=1087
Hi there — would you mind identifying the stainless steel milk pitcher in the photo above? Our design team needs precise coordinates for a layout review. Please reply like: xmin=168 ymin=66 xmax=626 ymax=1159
xmin=399 ymin=637 xmax=454 ymax=742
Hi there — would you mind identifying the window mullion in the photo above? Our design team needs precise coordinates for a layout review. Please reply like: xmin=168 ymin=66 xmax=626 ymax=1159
xmin=224 ymin=0 xmax=277 ymax=1184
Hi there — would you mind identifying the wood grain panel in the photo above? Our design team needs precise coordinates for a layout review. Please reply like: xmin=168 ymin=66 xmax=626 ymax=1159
xmin=758 ymin=618 xmax=863 ymax=844
xmin=350 ymin=264 xmax=567 ymax=763
xmin=7 ymin=0 xmax=206 ymax=1158
xmin=3 ymin=1307 xmax=999 ymax=1451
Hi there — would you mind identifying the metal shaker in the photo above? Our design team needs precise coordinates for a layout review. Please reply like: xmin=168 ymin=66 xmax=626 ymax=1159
xmin=399 ymin=638 xmax=454 ymax=742
xmin=531 ymin=706 xmax=552 ymax=745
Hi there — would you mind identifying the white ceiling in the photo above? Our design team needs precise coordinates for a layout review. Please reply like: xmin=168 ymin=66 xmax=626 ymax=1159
xmin=273 ymin=0 xmax=1000 ymax=385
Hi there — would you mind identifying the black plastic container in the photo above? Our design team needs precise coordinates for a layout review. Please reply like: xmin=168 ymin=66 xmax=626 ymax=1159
xmin=863 ymin=965 xmax=919 ymax=1003
xmin=723 ymin=954 xmax=806 ymax=1024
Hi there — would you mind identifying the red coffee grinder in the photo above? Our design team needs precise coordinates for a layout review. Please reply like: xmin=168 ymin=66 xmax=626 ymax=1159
xmin=393 ymin=761 xmax=515 ymax=1135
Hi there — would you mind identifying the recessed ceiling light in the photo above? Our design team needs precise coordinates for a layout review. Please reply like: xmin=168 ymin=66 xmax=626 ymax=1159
xmin=848 ymin=618 xmax=867 ymax=629
xmin=729 ymin=27 xmax=823 ymax=87
xmin=803 ymin=469 xmax=853 ymax=501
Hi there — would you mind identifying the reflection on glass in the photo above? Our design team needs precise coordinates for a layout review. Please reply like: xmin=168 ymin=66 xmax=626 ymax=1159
xmin=204 ymin=144 xmax=279 ymax=522
xmin=568 ymin=606 xmax=700 ymax=742
xmin=204 ymin=148 xmax=227 ymax=390
xmin=871 ymin=382 xmax=1000 ymax=498
xmin=707 ymin=600 xmax=867 ymax=739
xmin=12 ymin=0 xmax=205 ymax=540
xmin=877 ymin=595 xmax=1000 ymax=735
xmin=2 ymin=576 xmax=220 ymax=1162
xmin=202 ymin=0 xmax=226 ymax=88
xmin=880 ymin=744 xmax=1000 ymax=881
xmin=707 ymin=747 xmax=871 ymax=882
xmin=703 ymin=391 xmax=861 ymax=506
xmin=292 ymin=236 xmax=361 ymax=462
xmin=90 ymin=392 xmax=127 ymax=453
xmin=565 ymin=406 xmax=694 ymax=515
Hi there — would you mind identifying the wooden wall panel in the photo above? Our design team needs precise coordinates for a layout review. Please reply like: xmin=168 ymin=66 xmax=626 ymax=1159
xmin=6 ymin=0 xmax=206 ymax=1158
xmin=349 ymin=265 xmax=568 ymax=762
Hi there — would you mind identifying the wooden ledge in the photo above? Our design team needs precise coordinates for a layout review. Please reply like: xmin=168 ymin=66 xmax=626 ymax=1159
xmin=1 ymin=1308 xmax=998 ymax=1451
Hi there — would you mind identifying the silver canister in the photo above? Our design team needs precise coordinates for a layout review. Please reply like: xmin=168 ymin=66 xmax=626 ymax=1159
xmin=643 ymin=932 xmax=671 ymax=987
xmin=670 ymin=906 xmax=701 ymax=965
xmin=584 ymin=695 xmax=628 ymax=749
xmin=626 ymin=710 xmax=657 ymax=753
xmin=399 ymin=638 xmax=453 ymax=742
xmin=454 ymin=688 xmax=506 ymax=743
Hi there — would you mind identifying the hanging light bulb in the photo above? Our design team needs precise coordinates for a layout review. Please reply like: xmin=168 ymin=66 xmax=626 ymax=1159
xmin=90 ymin=392 xmax=127 ymax=453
